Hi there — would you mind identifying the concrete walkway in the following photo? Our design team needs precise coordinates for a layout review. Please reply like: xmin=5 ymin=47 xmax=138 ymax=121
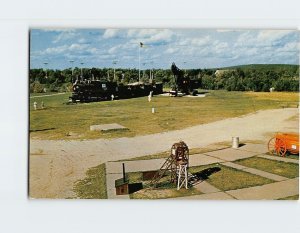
xmin=173 ymin=192 xmax=234 ymax=200
xmin=173 ymin=178 xmax=299 ymax=200
xmin=193 ymin=181 xmax=220 ymax=193
xmin=222 ymin=162 xmax=288 ymax=181
xmin=226 ymin=178 xmax=299 ymax=200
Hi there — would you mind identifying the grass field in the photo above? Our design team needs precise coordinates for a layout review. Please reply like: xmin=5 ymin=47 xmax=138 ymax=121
xmin=73 ymin=163 xmax=107 ymax=199
xmin=29 ymin=90 xmax=299 ymax=140
xmin=278 ymin=195 xmax=299 ymax=200
xmin=235 ymin=157 xmax=299 ymax=178
xmin=189 ymin=164 xmax=273 ymax=191
xmin=123 ymin=163 xmax=274 ymax=199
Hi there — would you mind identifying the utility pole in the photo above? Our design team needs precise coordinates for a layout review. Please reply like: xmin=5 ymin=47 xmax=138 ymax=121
xmin=113 ymin=60 xmax=117 ymax=81
xmin=69 ymin=60 xmax=74 ymax=75
xmin=43 ymin=62 xmax=48 ymax=79
xmin=80 ymin=62 xmax=84 ymax=81
xmin=142 ymin=62 xmax=146 ymax=80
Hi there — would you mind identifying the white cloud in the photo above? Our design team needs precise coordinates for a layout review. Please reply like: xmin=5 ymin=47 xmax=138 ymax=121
xmin=128 ymin=29 xmax=174 ymax=44
xmin=108 ymin=45 xmax=120 ymax=54
xmin=216 ymin=29 xmax=240 ymax=33
xmin=190 ymin=36 xmax=211 ymax=46
xmin=165 ymin=47 xmax=179 ymax=54
xmin=214 ymin=41 xmax=229 ymax=54
xmin=103 ymin=29 xmax=120 ymax=39
xmin=236 ymin=30 xmax=296 ymax=48
xmin=41 ymin=28 xmax=75 ymax=32
xmin=78 ymin=38 xmax=87 ymax=43
xmin=257 ymin=30 xmax=293 ymax=42
xmin=53 ymin=30 xmax=78 ymax=43
xmin=69 ymin=43 xmax=89 ymax=51
xmin=276 ymin=41 xmax=300 ymax=52
xmin=44 ymin=45 xmax=68 ymax=54
xmin=127 ymin=29 xmax=161 ymax=38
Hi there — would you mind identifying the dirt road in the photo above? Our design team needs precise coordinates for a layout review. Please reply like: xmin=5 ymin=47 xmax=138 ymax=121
xmin=29 ymin=108 xmax=299 ymax=198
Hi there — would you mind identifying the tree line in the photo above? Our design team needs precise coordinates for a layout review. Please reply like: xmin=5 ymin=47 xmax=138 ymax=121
xmin=29 ymin=64 xmax=299 ymax=93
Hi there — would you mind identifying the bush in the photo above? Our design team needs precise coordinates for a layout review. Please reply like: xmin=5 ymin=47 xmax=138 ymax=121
xmin=30 ymin=81 xmax=44 ymax=93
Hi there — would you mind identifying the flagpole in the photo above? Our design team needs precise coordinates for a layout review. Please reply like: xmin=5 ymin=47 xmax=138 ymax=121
xmin=138 ymin=44 xmax=141 ymax=83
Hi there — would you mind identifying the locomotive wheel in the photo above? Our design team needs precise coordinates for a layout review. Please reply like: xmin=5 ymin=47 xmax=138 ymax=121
xmin=268 ymin=137 xmax=287 ymax=157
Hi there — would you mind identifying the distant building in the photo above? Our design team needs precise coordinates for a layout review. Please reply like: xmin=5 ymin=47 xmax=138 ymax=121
xmin=214 ymin=69 xmax=232 ymax=77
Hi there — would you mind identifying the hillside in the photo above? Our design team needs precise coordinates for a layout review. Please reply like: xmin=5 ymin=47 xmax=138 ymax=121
xmin=218 ymin=64 xmax=299 ymax=72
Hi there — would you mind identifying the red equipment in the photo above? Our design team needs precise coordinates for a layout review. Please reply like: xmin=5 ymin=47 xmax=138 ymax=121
xmin=268 ymin=133 xmax=299 ymax=157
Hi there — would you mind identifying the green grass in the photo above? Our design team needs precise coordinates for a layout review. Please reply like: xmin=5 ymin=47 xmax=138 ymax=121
xmin=73 ymin=163 xmax=107 ymax=199
xmin=189 ymin=164 xmax=274 ymax=191
xmin=235 ymin=157 xmax=299 ymax=179
xmin=278 ymin=195 xmax=299 ymax=200
xmin=30 ymin=92 xmax=65 ymax=97
xmin=128 ymin=172 xmax=202 ymax=199
xmin=29 ymin=90 xmax=299 ymax=140
xmin=285 ymin=153 xmax=299 ymax=160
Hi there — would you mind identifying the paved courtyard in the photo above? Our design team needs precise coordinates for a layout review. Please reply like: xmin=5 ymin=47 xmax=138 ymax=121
xmin=106 ymin=143 xmax=299 ymax=200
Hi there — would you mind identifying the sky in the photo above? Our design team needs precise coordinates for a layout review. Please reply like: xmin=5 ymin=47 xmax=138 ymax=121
xmin=30 ymin=28 xmax=300 ymax=70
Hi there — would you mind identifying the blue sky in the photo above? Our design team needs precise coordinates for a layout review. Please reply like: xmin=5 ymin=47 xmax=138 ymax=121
xmin=30 ymin=29 xmax=299 ymax=70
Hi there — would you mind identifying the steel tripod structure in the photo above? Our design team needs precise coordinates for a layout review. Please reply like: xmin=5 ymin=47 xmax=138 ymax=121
xmin=150 ymin=141 xmax=190 ymax=190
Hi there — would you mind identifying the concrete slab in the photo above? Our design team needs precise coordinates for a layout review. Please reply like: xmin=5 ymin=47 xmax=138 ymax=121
xmin=243 ymin=168 xmax=288 ymax=181
xmin=226 ymin=178 xmax=299 ymax=200
xmin=190 ymin=154 xmax=224 ymax=166
xmin=106 ymin=159 xmax=165 ymax=174
xmin=193 ymin=181 xmax=220 ymax=193
xmin=204 ymin=148 xmax=258 ymax=162
xmin=258 ymin=154 xmax=299 ymax=164
xmin=237 ymin=143 xmax=268 ymax=154
xmin=90 ymin=123 xmax=128 ymax=132
xmin=222 ymin=162 xmax=248 ymax=170
xmin=173 ymin=191 xmax=235 ymax=200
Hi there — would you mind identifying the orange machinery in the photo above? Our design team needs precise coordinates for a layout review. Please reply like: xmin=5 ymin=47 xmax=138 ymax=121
xmin=268 ymin=133 xmax=299 ymax=157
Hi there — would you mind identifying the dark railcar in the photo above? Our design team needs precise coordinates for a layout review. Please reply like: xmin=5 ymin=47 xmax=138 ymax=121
xmin=69 ymin=80 xmax=163 ymax=103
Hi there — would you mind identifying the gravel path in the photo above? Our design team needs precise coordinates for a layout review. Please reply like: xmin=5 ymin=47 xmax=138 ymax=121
xmin=29 ymin=108 xmax=299 ymax=198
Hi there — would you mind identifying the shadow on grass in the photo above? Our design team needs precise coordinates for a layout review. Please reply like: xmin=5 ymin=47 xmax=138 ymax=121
xmin=190 ymin=167 xmax=221 ymax=185
xmin=30 ymin=128 xmax=56 ymax=132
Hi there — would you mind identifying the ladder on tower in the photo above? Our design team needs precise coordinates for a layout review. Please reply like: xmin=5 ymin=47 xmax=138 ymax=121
xmin=149 ymin=155 xmax=177 ymax=188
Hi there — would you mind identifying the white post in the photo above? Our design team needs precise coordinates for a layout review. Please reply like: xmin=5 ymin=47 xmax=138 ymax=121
xmin=232 ymin=136 xmax=240 ymax=149
xmin=177 ymin=165 xmax=182 ymax=190
xmin=184 ymin=165 xmax=188 ymax=189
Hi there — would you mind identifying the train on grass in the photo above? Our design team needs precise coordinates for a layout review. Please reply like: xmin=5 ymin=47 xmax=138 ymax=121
xmin=69 ymin=80 xmax=163 ymax=102
xmin=69 ymin=62 xmax=199 ymax=102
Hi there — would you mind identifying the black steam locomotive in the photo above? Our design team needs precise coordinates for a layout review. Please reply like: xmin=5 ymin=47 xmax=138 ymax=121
xmin=69 ymin=79 xmax=163 ymax=102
